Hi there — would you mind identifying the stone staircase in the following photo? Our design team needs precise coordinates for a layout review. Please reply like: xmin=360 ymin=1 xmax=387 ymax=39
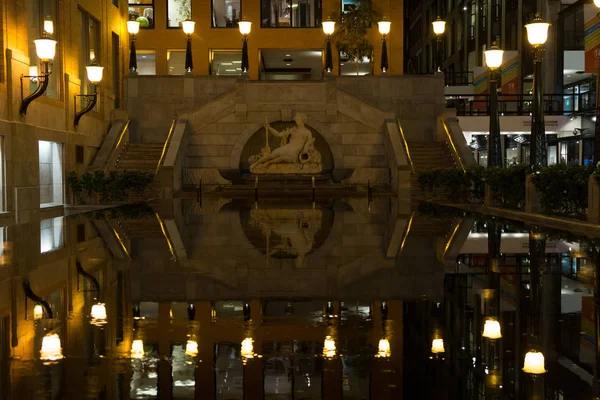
xmin=114 ymin=143 xmax=165 ymax=200
xmin=115 ymin=143 xmax=164 ymax=171
xmin=406 ymin=141 xmax=458 ymax=200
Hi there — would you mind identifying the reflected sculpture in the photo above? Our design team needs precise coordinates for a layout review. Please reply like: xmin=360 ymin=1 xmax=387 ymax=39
xmin=249 ymin=113 xmax=322 ymax=174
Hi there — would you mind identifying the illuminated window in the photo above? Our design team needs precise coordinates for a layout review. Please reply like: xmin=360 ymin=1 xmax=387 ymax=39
xmin=168 ymin=0 xmax=191 ymax=28
xmin=39 ymin=140 xmax=63 ymax=206
xmin=136 ymin=50 xmax=156 ymax=75
xmin=261 ymin=0 xmax=322 ymax=28
xmin=128 ymin=0 xmax=154 ymax=29
xmin=210 ymin=50 xmax=243 ymax=76
xmin=27 ymin=0 xmax=59 ymax=99
xmin=40 ymin=217 xmax=64 ymax=253
xmin=167 ymin=49 xmax=186 ymax=75
xmin=212 ymin=0 xmax=241 ymax=27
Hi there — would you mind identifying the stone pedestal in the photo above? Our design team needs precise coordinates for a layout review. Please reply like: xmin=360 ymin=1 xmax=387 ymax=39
xmin=588 ymin=175 xmax=600 ymax=223
xmin=525 ymin=174 xmax=539 ymax=214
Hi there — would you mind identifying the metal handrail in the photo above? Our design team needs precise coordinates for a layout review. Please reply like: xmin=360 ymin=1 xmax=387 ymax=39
xmin=155 ymin=212 xmax=177 ymax=261
xmin=396 ymin=119 xmax=415 ymax=174
xmin=104 ymin=120 xmax=130 ymax=173
xmin=155 ymin=119 xmax=176 ymax=175
xmin=441 ymin=118 xmax=466 ymax=173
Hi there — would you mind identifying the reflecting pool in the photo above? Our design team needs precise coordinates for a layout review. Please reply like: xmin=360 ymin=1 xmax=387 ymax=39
xmin=0 ymin=198 xmax=598 ymax=399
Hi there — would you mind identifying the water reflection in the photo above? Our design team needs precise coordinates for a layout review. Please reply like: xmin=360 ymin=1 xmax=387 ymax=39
xmin=1 ymin=199 xmax=600 ymax=398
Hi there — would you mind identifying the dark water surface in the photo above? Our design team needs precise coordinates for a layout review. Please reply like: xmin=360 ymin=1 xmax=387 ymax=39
xmin=0 ymin=198 xmax=596 ymax=399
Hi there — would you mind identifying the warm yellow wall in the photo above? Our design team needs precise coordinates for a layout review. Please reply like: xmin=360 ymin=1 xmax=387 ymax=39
xmin=134 ymin=0 xmax=403 ymax=78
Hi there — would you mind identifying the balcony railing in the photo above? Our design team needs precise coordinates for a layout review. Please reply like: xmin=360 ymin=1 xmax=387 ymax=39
xmin=446 ymin=92 xmax=596 ymax=116
xmin=445 ymin=71 xmax=474 ymax=86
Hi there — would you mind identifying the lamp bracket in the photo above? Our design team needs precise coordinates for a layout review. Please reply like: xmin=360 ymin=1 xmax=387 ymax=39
xmin=23 ymin=281 xmax=53 ymax=319
xmin=74 ymin=88 xmax=98 ymax=127
xmin=19 ymin=67 xmax=51 ymax=115
xmin=75 ymin=260 xmax=101 ymax=298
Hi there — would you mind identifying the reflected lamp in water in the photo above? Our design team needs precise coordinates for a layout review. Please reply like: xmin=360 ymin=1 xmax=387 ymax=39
xmin=185 ymin=340 xmax=198 ymax=357
xmin=522 ymin=350 xmax=546 ymax=375
xmin=33 ymin=304 xmax=43 ymax=320
xmin=376 ymin=339 xmax=391 ymax=358
xmin=131 ymin=339 xmax=145 ymax=359
xmin=431 ymin=338 xmax=445 ymax=354
xmin=482 ymin=319 xmax=502 ymax=339
xmin=323 ymin=336 xmax=336 ymax=359
xmin=40 ymin=333 xmax=64 ymax=361
xmin=90 ymin=303 xmax=107 ymax=326
xmin=241 ymin=338 xmax=254 ymax=359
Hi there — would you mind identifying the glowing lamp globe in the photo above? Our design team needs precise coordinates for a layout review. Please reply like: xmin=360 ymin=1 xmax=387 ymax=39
xmin=378 ymin=19 xmax=391 ymax=36
xmin=86 ymin=65 xmax=104 ymax=84
xmin=131 ymin=339 xmax=145 ymax=359
xmin=33 ymin=304 xmax=43 ymax=320
xmin=185 ymin=340 xmax=198 ymax=357
xmin=40 ymin=333 xmax=64 ymax=361
xmin=182 ymin=19 xmax=195 ymax=35
xmin=322 ymin=18 xmax=336 ymax=36
xmin=431 ymin=338 xmax=445 ymax=354
xmin=239 ymin=20 xmax=252 ymax=36
xmin=241 ymin=338 xmax=254 ymax=359
xmin=482 ymin=319 xmax=502 ymax=339
xmin=484 ymin=46 xmax=504 ymax=69
xmin=522 ymin=351 xmax=546 ymax=374
xmin=323 ymin=336 xmax=336 ymax=358
xmin=525 ymin=15 xmax=550 ymax=46
xmin=377 ymin=339 xmax=391 ymax=358
xmin=127 ymin=20 xmax=140 ymax=35
xmin=34 ymin=38 xmax=57 ymax=62
xmin=90 ymin=303 xmax=107 ymax=325
xmin=432 ymin=17 xmax=446 ymax=36
xmin=595 ymin=0 xmax=600 ymax=8
xmin=44 ymin=20 xmax=54 ymax=35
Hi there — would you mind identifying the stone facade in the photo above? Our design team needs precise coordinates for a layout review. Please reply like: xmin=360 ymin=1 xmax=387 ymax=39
xmin=125 ymin=75 xmax=445 ymax=186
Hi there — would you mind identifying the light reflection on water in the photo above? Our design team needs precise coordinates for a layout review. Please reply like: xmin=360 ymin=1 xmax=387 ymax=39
xmin=0 ymin=199 xmax=598 ymax=399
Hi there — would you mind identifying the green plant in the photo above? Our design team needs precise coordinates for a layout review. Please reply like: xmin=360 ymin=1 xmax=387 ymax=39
xmin=532 ymin=163 xmax=594 ymax=218
xmin=485 ymin=165 xmax=528 ymax=210
xmin=67 ymin=170 xmax=154 ymax=204
xmin=89 ymin=202 xmax=155 ymax=220
xmin=332 ymin=0 xmax=380 ymax=75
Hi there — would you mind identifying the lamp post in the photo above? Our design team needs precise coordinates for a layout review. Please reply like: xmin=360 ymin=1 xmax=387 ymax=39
xmin=19 ymin=34 xmax=57 ymax=115
xmin=127 ymin=18 xmax=140 ymax=74
xmin=182 ymin=18 xmax=195 ymax=74
xmin=322 ymin=17 xmax=336 ymax=75
xmin=239 ymin=18 xmax=252 ymax=74
xmin=74 ymin=64 xmax=103 ymax=126
xmin=525 ymin=14 xmax=550 ymax=167
xmin=378 ymin=18 xmax=391 ymax=74
xmin=484 ymin=43 xmax=504 ymax=168
xmin=432 ymin=17 xmax=446 ymax=72
xmin=593 ymin=0 xmax=600 ymax=164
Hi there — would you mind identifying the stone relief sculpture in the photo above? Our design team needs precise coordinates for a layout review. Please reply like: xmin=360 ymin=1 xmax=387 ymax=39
xmin=250 ymin=208 xmax=322 ymax=267
xmin=249 ymin=113 xmax=322 ymax=174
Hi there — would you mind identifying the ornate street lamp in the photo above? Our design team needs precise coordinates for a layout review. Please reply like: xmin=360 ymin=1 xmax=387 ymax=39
xmin=239 ymin=18 xmax=252 ymax=74
xmin=431 ymin=338 xmax=445 ymax=354
xmin=484 ymin=43 xmax=504 ymax=167
xmin=525 ymin=14 xmax=550 ymax=167
xmin=74 ymin=64 xmax=103 ymax=126
xmin=593 ymin=1 xmax=600 ymax=164
xmin=523 ymin=350 xmax=546 ymax=375
xmin=127 ymin=18 xmax=140 ymax=74
xmin=432 ymin=16 xmax=446 ymax=72
xmin=182 ymin=18 xmax=195 ymax=74
xmin=482 ymin=318 xmax=502 ymax=339
xmin=322 ymin=17 xmax=336 ymax=74
xmin=20 ymin=33 xmax=57 ymax=115
xmin=323 ymin=335 xmax=337 ymax=359
xmin=378 ymin=17 xmax=391 ymax=74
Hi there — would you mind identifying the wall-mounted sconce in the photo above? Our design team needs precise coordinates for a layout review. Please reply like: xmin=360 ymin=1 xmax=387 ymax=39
xmin=238 ymin=18 xmax=252 ymax=74
xmin=23 ymin=281 xmax=53 ymax=320
xmin=127 ymin=18 xmax=140 ymax=73
xmin=76 ymin=260 xmax=107 ymax=325
xmin=20 ymin=34 xmax=57 ymax=115
xmin=74 ymin=64 xmax=103 ymax=126
xmin=40 ymin=333 xmax=64 ymax=362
